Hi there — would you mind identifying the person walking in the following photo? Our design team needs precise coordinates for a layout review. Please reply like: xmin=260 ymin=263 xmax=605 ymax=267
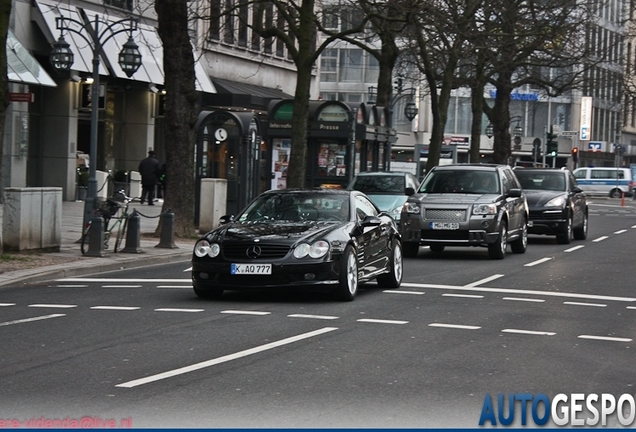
xmin=138 ymin=150 xmax=160 ymax=205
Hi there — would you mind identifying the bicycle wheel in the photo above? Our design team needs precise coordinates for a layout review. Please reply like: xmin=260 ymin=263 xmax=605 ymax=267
xmin=114 ymin=217 xmax=128 ymax=253
xmin=80 ymin=221 xmax=92 ymax=255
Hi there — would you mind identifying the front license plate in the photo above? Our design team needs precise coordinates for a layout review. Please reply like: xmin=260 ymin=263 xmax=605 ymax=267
xmin=231 ymin=263 xmax=272 ymax=275
xmin=430 ymin=222 xmax=459 ymax=230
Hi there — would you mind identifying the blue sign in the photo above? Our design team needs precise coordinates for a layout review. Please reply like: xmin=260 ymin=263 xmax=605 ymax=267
xmin=588 ymin=142 xmax=601 ymax=152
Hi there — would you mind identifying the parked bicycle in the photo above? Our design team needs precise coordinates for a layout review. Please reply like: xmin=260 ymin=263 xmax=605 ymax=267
xmin=80 ymin=191 xmax=136 ymax=254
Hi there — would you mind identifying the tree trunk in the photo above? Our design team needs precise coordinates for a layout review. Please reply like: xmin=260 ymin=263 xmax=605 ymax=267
xmin=155 ymin=0 xmax=198 ymax=237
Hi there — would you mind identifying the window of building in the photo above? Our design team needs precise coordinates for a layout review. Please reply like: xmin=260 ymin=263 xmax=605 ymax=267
xmin=209 ymin=0 xmax=221 ymax=40
xmin=320 ymin=49 xmax=338 ymax=82
xmin=339 ymin=49 xmax=362 ymax=82
xmin=364 ymin=54 xmax=379 ymax=84
xmin=238 ymin=0 xmax=249 ymax=47
xmin=223 ymin=0 xmax=235 ymax=44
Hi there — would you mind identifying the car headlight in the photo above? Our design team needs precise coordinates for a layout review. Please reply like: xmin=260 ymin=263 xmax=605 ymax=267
xmin=473 ymin=203 xmax=497 ymax=215
xmin=388 ymin=207 xmax=402 ymax=219
xmin=403 ymin=202 xmax=420 ymax=214
xmin=293 ymin=240 xmax=329 ymax=259
xmin=545 ymin=196 xmax=566 ymax=207
xmin=194 ymin=239 xmax=220 ymax=258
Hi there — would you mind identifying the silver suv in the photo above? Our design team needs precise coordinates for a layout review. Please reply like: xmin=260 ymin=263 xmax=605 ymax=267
xmin=400 ymin=164 xmax=529 ymax=259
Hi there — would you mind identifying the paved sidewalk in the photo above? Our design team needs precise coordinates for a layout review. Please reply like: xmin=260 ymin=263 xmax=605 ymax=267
xmin=0 ymin=200 xmax=195 ymax=287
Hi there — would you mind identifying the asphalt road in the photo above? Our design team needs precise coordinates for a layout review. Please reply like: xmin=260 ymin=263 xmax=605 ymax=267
xmin=1 ymin=198 xmax=635 ymax=428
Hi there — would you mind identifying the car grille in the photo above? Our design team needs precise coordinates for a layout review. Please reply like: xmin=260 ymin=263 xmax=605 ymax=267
xmin=222 ymin=244 xmax=290 ymax=260
xmin=424 ymin=209 xmax=467 ymax=221
xmin=529 ymin=210 xmax=564 ymax=221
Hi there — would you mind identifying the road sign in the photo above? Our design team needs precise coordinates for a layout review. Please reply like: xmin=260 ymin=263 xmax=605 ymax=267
xmin=560 ymin=131 xmax=578 ymax=137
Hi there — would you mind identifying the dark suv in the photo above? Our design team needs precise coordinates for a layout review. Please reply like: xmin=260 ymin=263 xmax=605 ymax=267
xmin=400 ymin=164 xmax=529 ymax=259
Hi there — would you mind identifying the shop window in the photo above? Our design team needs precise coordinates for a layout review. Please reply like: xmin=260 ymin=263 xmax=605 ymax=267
xmin=317 ymin=143 xmax=346 ymax=177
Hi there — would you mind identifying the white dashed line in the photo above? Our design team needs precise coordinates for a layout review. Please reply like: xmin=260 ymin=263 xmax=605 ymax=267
xmin=101 ymin=285 xmax=143 ymax=288
xmin=464 ymin=274 xmax=504 ymax=287
xmin=28 ymin=304 xmax=77 ymax=309
xmin=358 ymin=319 xmax=409 ymax=325
xmin=0 ymin=314 xmax=66 ymax=327
xmin=0 ymin=303 xmax=16 ymax=307
xmin=564 ymin=301 xmax=607 ymax=308
xmin=564 ymin=245 xmax=585 ymax=252
xmin=56 ymin=285 xmax=88 ymax=288
xmin=442 ymin=293 xmax=484 ymax=299
xmin=524 ymin=258 xmax=552 ymax=267
xmin=116 ymin=327 xmax=339 ymax=388
xmin=502 ymin=329 xmax=556 ymax=336
xmin=58 ymin=278 xmax=189 ymax=283
xmin=288 ymin=314 xmax=339 ymax=320
xmin=154 ymin=308 xmax=204 ymax=313
xmin=428 ymin=323 xmax=481 ymax=330
xmin=614 ymin=229 xmax=627 ymax=234
xmin=627 ymin=306 xmax=636 ymax=310
xmin=578 ymin=335 xmax=632 ymax=343
xmin=221 ymin=310 xmax=271 ymax=316
xmin=593 ymin=236 xmax=608 ymax=242
xmin=183 ymin=267 xmax=192 ymax=272
xmin=156 ymin=286 xmax=192 ymax=289
xmin=502 ymin=297 xmax=545 ymax=303
xmin=91 ymin=306 xmax=141 ymax=311
xmin=383 ymin=290 xmax=424 ymax=295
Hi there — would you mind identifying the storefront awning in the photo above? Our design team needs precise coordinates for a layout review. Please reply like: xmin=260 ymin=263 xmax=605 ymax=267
xmin=7 ymin=31 xmax=56 ymax=87
xmin=207 ymin=77 xmax=291 ymax=110
xmin=33 ymin=0 xmax=215 ymax=93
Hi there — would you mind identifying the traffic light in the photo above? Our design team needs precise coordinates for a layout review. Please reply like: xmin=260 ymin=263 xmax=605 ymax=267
xmin=571 ymin=147 xmax=579 ymax=163
xmin=546 ymin=128 xmax=558 ymax=157
xmin=532 ymin=140 xmax=542 ymax=160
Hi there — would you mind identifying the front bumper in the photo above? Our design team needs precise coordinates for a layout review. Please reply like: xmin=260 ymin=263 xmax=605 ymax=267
xmin=528 ymin=209 xmax=568 ymax=235
xmin=400 ymin=212 xmax=502 ymax=246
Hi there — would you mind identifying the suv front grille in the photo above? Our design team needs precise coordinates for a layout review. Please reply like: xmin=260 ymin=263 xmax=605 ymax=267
xmin=424 ymin=209 xmax=467 ymax=221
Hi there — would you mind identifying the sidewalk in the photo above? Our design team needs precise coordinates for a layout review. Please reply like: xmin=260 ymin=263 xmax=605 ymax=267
xmin=0 ymin=200 xmax=195 ymax=287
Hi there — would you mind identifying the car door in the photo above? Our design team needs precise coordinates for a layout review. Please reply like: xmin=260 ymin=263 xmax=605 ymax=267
xmin=354 ymin=194 xmax=387 ymax=274
xmin=568 ymin=172 xmax=586 ymax=227
xmin=502 ymin=168 xmax=526 ymax=236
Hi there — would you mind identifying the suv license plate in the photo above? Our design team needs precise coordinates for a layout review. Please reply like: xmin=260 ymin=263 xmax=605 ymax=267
xmin=430 ymin=222 xmax=459 ymax=230
xmin=231 ymin=264 xmax=272 ymax=275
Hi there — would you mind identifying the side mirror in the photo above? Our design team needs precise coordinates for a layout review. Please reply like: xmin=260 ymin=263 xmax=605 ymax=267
xmin=405 ymin=187 xmax=415 ymax=196
xmin=507 ymin=188 xmax=522 ymax=198
xmin=219 ymin=214 xmax=235 ymax=225
xmin=572 ymin=186 xmax=583 ymax=194
xmin=361 ymin=215 xmax=382 ymax=227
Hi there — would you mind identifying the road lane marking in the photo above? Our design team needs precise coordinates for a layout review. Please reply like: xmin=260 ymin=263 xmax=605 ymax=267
xmin=56 ymin=285 xmax=88 ymax=288
xmin=357 ymin=319 xmax=408 ymax=325
xmin=400 ymin=283 xmax=636 ymax=303
xmin=116 ymin=327 xmax=339 ymax=388
xmin=524 ymin=258 xmax=552 ymax=267
xmin=443 ymin=293 xmax=483 ymax=299
xmin=383 ymin=290 xmax=424 ymax=295
xmin=156 ymin=286 xmax=191 ymax=289
xmin=0 ymin=314 xmax=66 ymax=327
xmin=502 ymin=329 xmax=555 ymax=336
xmin=183 ymin=267 xmax=192 ymax=272
xmin=564 ymin=245 xmax=585 ymax=252
xmin=0 ymin=303 xmax=16 ymax=307
xmin=503 ymin=297 xmax=545 ymax=303
xmin=564 ymin=301 xmax=607 ymax=308
xmin=464 ymin=274 xmax=504 ymax=287
xmin=155 ymin=308 xmax=204 ymax=313
xmin=91 ymin=306 xmax=141 ymax=311
xmin=28 ymin=304 xmax=77 ymax=308
xmin=428 ymin=323 xmax=480 ymax=330
xmin=221 ymin=310 xmax=271 ymax=316
xmin=614 ymin=229 xmax=627 ymax=234
xmin=57 ymin=278 xmax=189 ymax=283
xmin=578 ymin=335 xmax=632 ymax=342
xmin=102 ymin=285 xmax=142 ymax=288
xmin=627 ymin=306 xmax=636 ymax=310
xmin=593 ymin=236 xmax=608 ymax=242
xmin=288 ymin=314 xmax=339 ymax=320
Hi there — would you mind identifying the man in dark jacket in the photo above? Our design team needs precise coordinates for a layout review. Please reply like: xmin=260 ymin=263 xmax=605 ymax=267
xmin=138 ymin=150 xmax=160 ymax=205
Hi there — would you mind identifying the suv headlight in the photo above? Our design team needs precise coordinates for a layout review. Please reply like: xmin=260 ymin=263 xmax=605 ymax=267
xmin=403 ymin=202 xmax=420 ymax=214
xmin=545 ymin=196 xmax=566 ymax=207
xmin=473 ymin=203 xmax=497 ymax=215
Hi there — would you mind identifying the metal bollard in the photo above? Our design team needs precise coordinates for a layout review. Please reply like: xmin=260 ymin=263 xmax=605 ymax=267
xmin=156 ymin=209 xmax=178 ymax=249
xmin=121 ymin=210 xmax=143 ymax=253
xmin=85 ymin=213 xmax=105 ymax=257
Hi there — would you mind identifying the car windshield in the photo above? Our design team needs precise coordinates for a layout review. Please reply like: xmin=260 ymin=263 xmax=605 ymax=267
xmin=238 ymin=193 xmax=350 ymax=222
xmin=515 ymin=171 xmax=566 ymax=191
xmin=419 ymin=170 xmax=500 ymax=194
xmin=351 ymin=175 xmax=405 ymax=193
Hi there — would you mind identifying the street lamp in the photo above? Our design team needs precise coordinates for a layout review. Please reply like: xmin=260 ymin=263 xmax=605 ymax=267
xmin=49 ymin=15 xmax=142 ymax=230
xmin=485 ymin=123 xmax=494 ymax=139
xmin=367 ymin=84 xmax=419 ymax=121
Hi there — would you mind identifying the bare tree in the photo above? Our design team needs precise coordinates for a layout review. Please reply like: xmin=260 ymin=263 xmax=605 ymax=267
xmin=155 ymin=0 xmax=199 ymax=237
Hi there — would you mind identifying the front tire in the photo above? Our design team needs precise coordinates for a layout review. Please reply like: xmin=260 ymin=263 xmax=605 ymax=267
xmin=610 ymin=188 xmax=623 ymax=198
xmin=556 ymin=214 xmax=572 ymax=244
xmin=510 ymin=220 xmax=528 ymax=253
xmin=377 ymin=239 xmax=403 ymax=288
xmin=488 ymin=221 xmax=507 ymax=260
xmin=402 ymin=241 xmax=420 ymax=257
xmin=573 ymin=211 xmax=588 ymax=240
xmin=334 ymin=245 xmax=358 ymax=301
